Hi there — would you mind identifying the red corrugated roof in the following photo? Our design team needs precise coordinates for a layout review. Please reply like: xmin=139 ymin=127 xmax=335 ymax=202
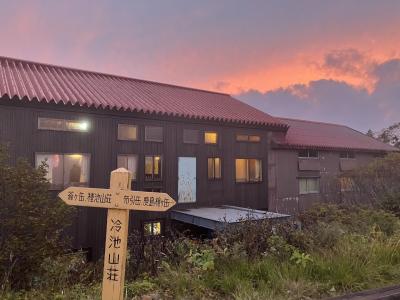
xmin=0 ymin=56 xmax=287 ymax=128
xmin=275 ymin=118 xmax=398 ymax=152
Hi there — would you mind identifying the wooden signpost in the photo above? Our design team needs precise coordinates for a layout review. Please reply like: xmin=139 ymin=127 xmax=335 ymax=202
xmin=58 ymin=168 xmax=176 ymax=300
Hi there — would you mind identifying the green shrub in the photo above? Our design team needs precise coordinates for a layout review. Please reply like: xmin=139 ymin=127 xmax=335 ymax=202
xmin=34 ymin=251 xmax=101 ymax=290
xmin=348 ymin=152 xmax=400 ymax=216
xmin=125 ymin=278 xmax=156 ymax=298
xmin=0 ymin=145 xmax=74 ymax=290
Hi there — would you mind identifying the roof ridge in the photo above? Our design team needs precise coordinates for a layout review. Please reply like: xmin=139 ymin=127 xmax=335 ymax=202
xmin=0 ymin=55 xmax=229 ymax=96
xmin=279 ymin=117 xmax=351 ymax=128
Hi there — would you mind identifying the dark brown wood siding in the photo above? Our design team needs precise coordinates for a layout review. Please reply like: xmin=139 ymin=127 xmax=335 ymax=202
xmin=0 ymin=100 xmax=273 ymax=259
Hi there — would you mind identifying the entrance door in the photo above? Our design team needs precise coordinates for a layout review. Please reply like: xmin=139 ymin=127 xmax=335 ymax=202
xmin=178 ymin=157 xmax=196 ymax=203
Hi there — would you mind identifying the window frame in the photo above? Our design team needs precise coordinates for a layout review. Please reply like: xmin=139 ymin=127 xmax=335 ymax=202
xmin=117 ymin=123 xmax=138 ymax=141
xmin=117 ymin=154 xmax=139 ymax=181
xmin=298 ymin=149 xmax=319 ymax=159
xmin=35 ymin=152 xmax=91 ymax=190
xmin=38 ymin=117 xmax=90 ymax=132
xmin=143 ymin=220 xmax=162 ymax=236
xmin=298 ymin=177 xmax=320 ymax=195
xmin=183 ymin=129 xmax=200 ymax=144
xmin=339 ymin=151 xmax=355 ymax=159
xmin=236 ymin=134 xmax=261 ymax=143
xmin=145 ymin=126 xmax=164 ymax=143
xmin=204 ymin=131 xmax=218 ymax=144
xmin=144 ymin=155 xmax=163 ymax=181
xmin=339 ymin=177 xmax=355 ymax=192
xmin=235 ymin=158 xmax=263 ymax=183
xmin=207 ymin=157 xmax=222 ymax=180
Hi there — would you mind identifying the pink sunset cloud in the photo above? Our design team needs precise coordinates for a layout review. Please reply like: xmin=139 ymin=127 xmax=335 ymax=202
xmin=0 ymin=0 xmax=399 ymax=131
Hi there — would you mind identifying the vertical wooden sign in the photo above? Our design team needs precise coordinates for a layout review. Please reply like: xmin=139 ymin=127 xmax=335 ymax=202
xmin=102 ymin=169 xmax=131 ymax=300
xmin=58 ymin=168 xmax=176 ymax=300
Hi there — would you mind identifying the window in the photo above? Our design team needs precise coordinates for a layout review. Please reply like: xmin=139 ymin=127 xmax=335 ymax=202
xmin=117 ymin=155 xmax=138 ymax=180
xmin=183 ymin=129 xmax=199 ymax=144
xmin=145 ymin=155 xmax=162 ymax=181
xmin=339 ymin=177 xmax=354 ymax=192
xmin=298 ymin=149 xmax=318 ymax=158
xmin=236 ymin=134 xmax=261 ymax=142
xmin=118 ymin=124 xmax=137 ymax=141
xmin=144 ymin=221 xmax=161 ymax=236
xmin=299 ymin=178 xmax=320 ymax=194
xmin=235 ymin=159 xmax=262 ymax=183
xmin=340 ymin=151 xmax=355 ymax=159
xmin=204 ymin=131 xmax=218 ymax=144
xmin=38 ymin=117 xmax=89 ymax=132
xmin=145 ymin=126 xmax=163 ymax=142
xmin=35 ymin=153 xmax=90 ymax=189
xmin=208 ymin=158 xmax=222 ymax=179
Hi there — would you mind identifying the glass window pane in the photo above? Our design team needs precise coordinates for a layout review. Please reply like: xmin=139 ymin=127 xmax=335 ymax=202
xmin=127 ymin=156 xmax=138 ymax=181
xmin=298 ymin=150 xmax=309 ymax=158
xmin=214 ymin=158 xmax=221 ymax=179
xmin=35 ymin=153 xmax=64 ymax=188
xmin=207 ymin=158 xmax=214 ymax=179
xmin=204 ymin=132 xmax=217 ymax=144
xmin=117 ymin=156 xmax=128 ymax=169
xmin=309 ymin=150 xmax=318 ymax=158
xmin=308 ymin=178 xmax=319 ymax=193
xmin=145 ymin=126 xmax=163 ymax=142
xmin=117 ymin=155 xmax=138 ymax=180
xmin=38 ymin=118 xmax=65 ymax=131
xmin=118 ymin=124 xmax=137 ymax=141
xmin=249 ymin=135 xmax=261 ymax=142
xmin=145 ymin=156 xmax=153 ymax=179
xmin=236 ymin=134 xmax=249 ymax=142
xmin=65 ymin=120 xmax=89 ymax=132
xmin=152 ymin=222 xmax=161 ymax=235
xmin=299 ymin=179 xmax=307 ymax=194
xmin=153 ymin=156 xmax=162 ymax=180
xmin=63 ymin=154 xmax=90 ymax=187
xmin=340 ymin=177 xmax=354 ymax=192
xmin=235 ymin=159 xmax=248 ymax=182
xmin=249 ymin=159 xmax=262 ymax=182
xmin=144 ymin=223 xmax=152 ymax=236
xmin=183 ymin=129 xmax=199 ymax=144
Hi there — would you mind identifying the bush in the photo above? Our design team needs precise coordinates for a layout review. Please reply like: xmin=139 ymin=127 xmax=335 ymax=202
xmin=34 ymin=251 xmax=101 ymax=291
xmin=214 ymin=217 xmax=297 ymax=260
xmin=0 ymin=145 xmax=74 ymax=290
xmin=348 ymin=152 xmax=400 ymax=216
xmin=293 ymin=204 xmax=400 ymax=253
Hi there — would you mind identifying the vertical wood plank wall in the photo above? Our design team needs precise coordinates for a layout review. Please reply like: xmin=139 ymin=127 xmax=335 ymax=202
xmin=0 ymin=100 xmax=272 ymax=259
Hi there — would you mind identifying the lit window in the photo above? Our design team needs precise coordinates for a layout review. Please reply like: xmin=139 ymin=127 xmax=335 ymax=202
xmin=340 ymin=151 xmax=355 ymax=159
xmin=117 ymin=155 xmax=138 ymax=180
xmin=299 ymin=178 xmax=320 ymax=194
xmin=145 ymin=126 xmax=163 ymax=142
xmin=35 ymin=153 xmax=90 ymax=189
xmin=144 ymin=221 xmax=161 ymax=236
xmin=204 ymin=131 xmax=218 ymax=144
xmin=145 ymin=155 xmax=162 ymax=181
xmin=298 ymin=149 xmax=318 ymax=158
xmin=339 ymin=177 xmax=354 ymax=192
xmin=236 ymin=134 xmax=261 ymax=142
xmin=38 ymin=117 xmax=89 ymax=132
xmin=208 ymin=158 xmax=222 ymax=179
xmin=118 ymin=124 xmax=137 ymax=141
xmin=183 ymin=129 xmax=199 ymax=144
xmin=235 ymin=159 xmax=262 ymax=183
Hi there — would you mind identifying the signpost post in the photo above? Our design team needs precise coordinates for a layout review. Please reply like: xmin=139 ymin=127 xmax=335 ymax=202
xmin=58 ymin=168 xmax=176 ymax=300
